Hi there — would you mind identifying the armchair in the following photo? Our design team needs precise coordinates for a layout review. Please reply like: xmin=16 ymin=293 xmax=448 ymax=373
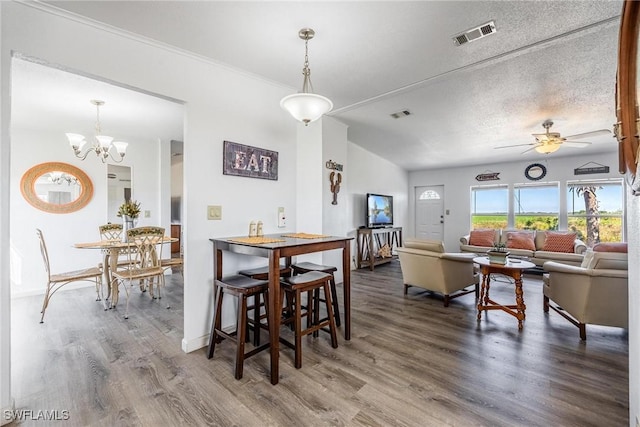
xmin=396 ymin=238 xmax=479 ymax=306
xmin=543 ymin=248 xmax=628 ymax=340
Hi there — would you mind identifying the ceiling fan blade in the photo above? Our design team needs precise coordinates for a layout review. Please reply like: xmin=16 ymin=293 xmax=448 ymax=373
xmin=563 ymin=129 xmax=611 ymax=140
xmin=562 ymin=141 xmax=592 ymax=148
xmin=521 ymin=145 xmax=539 ymax=154
xmin=494 ymin=143 xmax=536 ymax=149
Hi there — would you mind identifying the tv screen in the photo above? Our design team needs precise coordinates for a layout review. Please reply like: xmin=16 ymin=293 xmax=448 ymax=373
xmin=366 ymin=193 xmax=393 ymax=228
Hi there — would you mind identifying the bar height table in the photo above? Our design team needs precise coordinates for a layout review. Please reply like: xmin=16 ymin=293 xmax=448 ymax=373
xmin=210 ymin=234 xmax=353 ymax=385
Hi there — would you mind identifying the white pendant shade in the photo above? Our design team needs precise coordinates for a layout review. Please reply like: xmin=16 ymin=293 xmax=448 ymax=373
xmin=280 ymin=93 xmax=333 ymax=125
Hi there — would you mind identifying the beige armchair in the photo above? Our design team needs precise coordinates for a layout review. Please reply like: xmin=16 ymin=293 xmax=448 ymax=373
xmin=543 ymin=249 xmax=628 ymax=340
xmin=396 ymin=238 xmax=479 ymax=306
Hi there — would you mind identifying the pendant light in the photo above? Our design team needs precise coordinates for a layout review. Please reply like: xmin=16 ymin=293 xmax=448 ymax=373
xmin=280 ymin=28 xmax=333 ymax=125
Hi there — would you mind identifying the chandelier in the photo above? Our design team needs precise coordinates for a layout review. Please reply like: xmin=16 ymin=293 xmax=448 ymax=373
xmin=47 ymin=171 xmax=79 ymax=186
xmin=66 ymin=100 xmax=128 ymax=163
xmin=280 ymin=28 xmax=333 ymax=125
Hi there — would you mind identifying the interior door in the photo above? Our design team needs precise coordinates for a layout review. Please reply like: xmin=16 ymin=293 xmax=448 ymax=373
xmin=415 ymin=185 xmax=444 ymax=241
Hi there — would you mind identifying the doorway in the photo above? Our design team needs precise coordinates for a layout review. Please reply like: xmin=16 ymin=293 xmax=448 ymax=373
xmin=415 ymin=185 xmax=445 ymax=241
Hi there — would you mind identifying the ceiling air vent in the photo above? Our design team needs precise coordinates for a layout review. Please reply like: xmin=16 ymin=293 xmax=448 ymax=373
xmin=390 ymin=110 xmax=411 ymax=119
xmin=453 ymin=21 xmax=497 ymax=46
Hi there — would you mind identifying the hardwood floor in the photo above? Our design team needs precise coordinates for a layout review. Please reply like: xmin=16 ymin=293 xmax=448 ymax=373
xmin=10 ymin=261 xmax=628 ymax=426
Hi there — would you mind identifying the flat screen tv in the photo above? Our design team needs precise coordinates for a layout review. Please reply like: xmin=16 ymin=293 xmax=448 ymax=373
xmin=366 ymin=193 xmax=393 ymax=228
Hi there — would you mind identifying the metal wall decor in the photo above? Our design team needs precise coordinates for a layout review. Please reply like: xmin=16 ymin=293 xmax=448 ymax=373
xmin=223 ymin=140 xmax=278 ymax=180
xmin=475 ymin=171 xmax=500 ymax=181
xmin=574 ymin=162 xmax=610 ymax=175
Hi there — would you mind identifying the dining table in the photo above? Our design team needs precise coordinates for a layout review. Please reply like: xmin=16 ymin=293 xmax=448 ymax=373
xmin=74 ymin=236 xmax=177 ymax=308
xmin=210 ymin=233 xmax=353 ymax=385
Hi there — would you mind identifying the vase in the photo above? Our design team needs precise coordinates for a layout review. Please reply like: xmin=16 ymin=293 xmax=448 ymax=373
xmin=122 ymin=215 xmax=135 ymax=242
xmin=487 ymin=250 xmax=510 ymax=265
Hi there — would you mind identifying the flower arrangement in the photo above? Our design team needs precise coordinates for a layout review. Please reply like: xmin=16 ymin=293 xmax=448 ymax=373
xmin=117 ymin=199 xmax=141 ymax=219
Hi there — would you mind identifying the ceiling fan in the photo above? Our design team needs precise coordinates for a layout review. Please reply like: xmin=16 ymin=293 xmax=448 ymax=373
xmin=494 ymin=119 xmax=611 ymax=154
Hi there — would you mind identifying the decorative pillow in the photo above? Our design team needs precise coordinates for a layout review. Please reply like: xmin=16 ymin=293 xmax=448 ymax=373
xmin=469 ymin=229 xmax=496 ymax=247
xmin=543 ymin=232 xmax=576 ymax=253
xmin=505 ymin=232 xmax=536 ymax=251
xmin=592 ymin=242 xmax=628 ymax=253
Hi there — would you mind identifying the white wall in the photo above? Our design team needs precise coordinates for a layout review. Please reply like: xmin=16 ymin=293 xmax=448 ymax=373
xmin=628 ymin=190 xmax=639 ymax=427
xmin=346 ymin=142 xmax=409 ymax=258
xmin=408 ymin=151 xmax=622 ymax=252
xmin=9 ymin=127 xmax=164 ymax=296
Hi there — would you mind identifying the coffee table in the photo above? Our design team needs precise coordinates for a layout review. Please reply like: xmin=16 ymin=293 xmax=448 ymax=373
xmin=473 ymin=256 xmax=536 ymax=330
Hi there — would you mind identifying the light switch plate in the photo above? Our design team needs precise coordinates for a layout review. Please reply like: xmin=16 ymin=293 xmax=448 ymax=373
xmin=208 ymin=205 xmax=222 ymax=220
xmin=144 ymin=210 xmax=151 ymax=218
xmin=277 ymin=207 xmax=286 ymax=228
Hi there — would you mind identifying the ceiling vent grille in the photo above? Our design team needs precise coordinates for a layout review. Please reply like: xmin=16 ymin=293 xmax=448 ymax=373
xmin=453 ymin=21 xmax=497 ymax=46
xmin=390 ymin=110 xmax=411 ymax=119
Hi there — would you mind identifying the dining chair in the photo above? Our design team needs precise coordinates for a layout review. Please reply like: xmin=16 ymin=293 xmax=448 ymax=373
xmin=98 ymin=223 xmax=123 ymax=240
xmin=36 ymin=228 xmax=104 ymax=323
xmin=111 ymin=226 xmax=166 ymax=318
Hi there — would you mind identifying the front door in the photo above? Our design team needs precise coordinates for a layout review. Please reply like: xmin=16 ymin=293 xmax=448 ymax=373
xmin=415 ymin=185 xmax=445 ymax=241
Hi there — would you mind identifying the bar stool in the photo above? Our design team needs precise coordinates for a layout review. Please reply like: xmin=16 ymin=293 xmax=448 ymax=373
xmin=291 ymin=262 xmax=341 ymax=328
xmin=280 ymin=271 xmax=338 ymax=369
xmin=207 ymin=275 xmax=270 ymax=380
xmin=239 ymin=265 xmax=292 ymax=345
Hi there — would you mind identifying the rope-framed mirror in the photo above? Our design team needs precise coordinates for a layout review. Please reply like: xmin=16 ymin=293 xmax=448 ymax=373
xmin=20 ymin=162 xmax=93 ymax=213
xmin=616 ymin=0 xmax=640 ymax=194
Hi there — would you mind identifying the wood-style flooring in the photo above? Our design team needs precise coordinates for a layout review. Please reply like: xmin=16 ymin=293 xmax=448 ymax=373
xmin=10 ymin=261 xmax=628 ymax=426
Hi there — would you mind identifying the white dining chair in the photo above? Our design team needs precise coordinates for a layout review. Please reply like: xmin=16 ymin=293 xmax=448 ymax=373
xmin=37 ymin=228 xmax=104 ymax=323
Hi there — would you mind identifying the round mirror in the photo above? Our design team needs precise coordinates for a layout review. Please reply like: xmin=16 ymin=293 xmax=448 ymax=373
xmin=20 ymin=162 xmax=93 ymax=213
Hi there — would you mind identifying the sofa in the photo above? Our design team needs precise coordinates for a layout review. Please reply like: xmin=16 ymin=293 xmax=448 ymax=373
xmin=460 ymin=229 xmax=587 ymax=268
xmin=542 ymin=242 xmax=628 ymax=340
xmin=396 ymin=238 xmax=479 ymax=306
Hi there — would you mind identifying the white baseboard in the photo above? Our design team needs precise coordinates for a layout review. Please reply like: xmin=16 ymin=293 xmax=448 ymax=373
xmin=181 ymin=334 xmax=209 ymax=353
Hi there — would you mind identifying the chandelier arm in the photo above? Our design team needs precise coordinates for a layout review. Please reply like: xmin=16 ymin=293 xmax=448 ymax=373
xmin=72 ymin=145 xmax=97 ymax=161
xmin=106 ymin=146 xmax=125 ymax=163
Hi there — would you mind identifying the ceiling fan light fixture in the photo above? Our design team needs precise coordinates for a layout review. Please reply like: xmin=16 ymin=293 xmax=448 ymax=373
xmin=280 ymin=28 xmax=333 ymax=125
xmin=534 ymin=143 xmax=561 ymax=154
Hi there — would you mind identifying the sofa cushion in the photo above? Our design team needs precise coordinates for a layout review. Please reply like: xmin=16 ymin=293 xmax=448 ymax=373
xmin=542 ymin=231 xmax=576 ymax=253
xmin=586 ymin=251 xmax=628 ymax=270
xmin=404 ymin=238 xmax=445 ymax=253
xmin=469 ymin=229 xmax=497 ymax=247
xmin=593 ymin=242 xmax=628 ymax=253
xmin=505 ymin=231 xmax=536 ymax=251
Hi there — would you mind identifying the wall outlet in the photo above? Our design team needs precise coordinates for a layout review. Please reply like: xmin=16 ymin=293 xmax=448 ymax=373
xmin=277 ymin=207 xmax=286 ymax=228
xmin=208 ymin=205 xmax=222 ymax=220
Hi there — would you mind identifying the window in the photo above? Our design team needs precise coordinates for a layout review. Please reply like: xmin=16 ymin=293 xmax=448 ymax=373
xmin=418 ymin=190 xmax=441 ymax=200
xmin=567 ymin=179 xmax=624 ymax=246
xmin=513 ymin=183 xmax=559 ymax=230
xmin=471 ymin=185 xmax=508 ymax=229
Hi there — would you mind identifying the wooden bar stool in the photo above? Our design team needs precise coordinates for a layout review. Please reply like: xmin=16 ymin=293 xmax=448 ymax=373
xmin=280 ymin=271 xmax=338 ymax=369
xmin=239 ymin=265 xmax=292 ymax=344
xmin=207 ymin=275 xmax=270 ymax=380
xmin=291 ymin=262 xmax=341 ymax=328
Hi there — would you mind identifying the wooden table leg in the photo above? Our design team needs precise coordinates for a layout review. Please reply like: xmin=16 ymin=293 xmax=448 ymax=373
xmin=342 ymin=242 xmax=351 ymax=340
xmin=514 ymin=272 xmax=526 ymax=329
xmin=268 ymin=250 xmax=281 ymax=385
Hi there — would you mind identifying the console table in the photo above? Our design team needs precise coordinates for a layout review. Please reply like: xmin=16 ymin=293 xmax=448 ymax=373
xmin=356 ymin=227 xmax=402 ymax=270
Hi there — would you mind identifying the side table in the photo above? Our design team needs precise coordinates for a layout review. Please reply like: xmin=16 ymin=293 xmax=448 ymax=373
xmin=473 ymin=256 xmax=536 ymax=330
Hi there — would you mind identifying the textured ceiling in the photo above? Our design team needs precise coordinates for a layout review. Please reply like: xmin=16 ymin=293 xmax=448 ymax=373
xmin=14 ymin=1 xmax=624 ymax=170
